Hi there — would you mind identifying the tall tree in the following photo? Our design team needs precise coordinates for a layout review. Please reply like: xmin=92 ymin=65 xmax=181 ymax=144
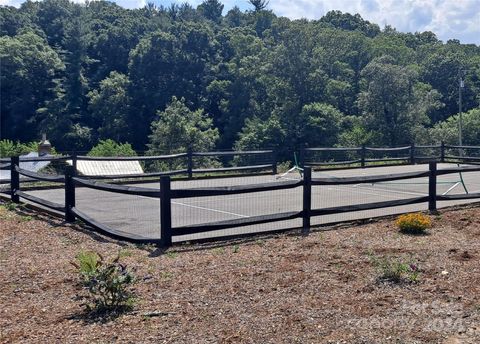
xmin=0 ymin=31 xmax=64 ymax=142
xmin=197 ymin=0 xmax=224 ymax=24
xmin=88 ymin=72 xmax=130 ymax=142
xmin=128 ymin=23 xmax=216 ymax=148
xmin=148 ymin=96 xmax=219 ymax=154
xmin=357 ymin=56 xmax=441 ymax=145
xmin=248 ymin=0 xmax=269 ymax=12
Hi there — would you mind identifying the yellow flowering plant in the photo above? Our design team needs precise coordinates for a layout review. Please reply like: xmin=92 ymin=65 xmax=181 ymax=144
xmin=396 ymin=213 xmax=432 ymax=234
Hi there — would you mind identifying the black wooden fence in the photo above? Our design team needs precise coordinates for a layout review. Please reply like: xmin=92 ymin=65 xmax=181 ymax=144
xmin=302 ymin=143 xmax=480 ymax=170
xmin=5 ymin=154 xmax=480 ymax=247
xmin=0 ymin=149 xmax=276 ymax=185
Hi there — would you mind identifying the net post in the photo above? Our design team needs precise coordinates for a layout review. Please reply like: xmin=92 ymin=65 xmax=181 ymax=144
xmin=10 ymin=156 xmax=20 ymax=203
xmin=410 ymin=143 xmax=415 ymax=165
xmin=187 ymin=147 xmax=193 ymax=179
xmin=298 ymin=147 xmax=305 ymax=168
xmin=160 ymin=176 xmax=172 ymax=247
xmin=360 ymin=145 xmax=366 ymax=168
xmin=440 ymin=141 xmax=445 ymax=163
xmin=302 ymin=167 xmax=312 ymax=234
xmin=428 ymin=162 xmax=437 ymax=213
xmin=65 ymin=165 xmax=76 ymax=222
xmin=271 ymin=150 xmax=278 ymax=175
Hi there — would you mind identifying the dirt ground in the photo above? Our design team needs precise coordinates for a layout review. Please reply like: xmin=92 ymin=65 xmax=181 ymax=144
xmin=1 ymin=201 xmax=480 ymax=344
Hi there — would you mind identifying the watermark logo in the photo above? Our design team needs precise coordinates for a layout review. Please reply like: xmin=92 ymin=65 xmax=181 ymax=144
xmin=347 ymin=300 xmax=467 ymax=333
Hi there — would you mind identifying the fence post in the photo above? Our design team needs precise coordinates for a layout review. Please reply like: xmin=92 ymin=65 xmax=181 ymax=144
xmin=187 ymin=147 xmax=193 ymax=179
xmin=72 ymin=151 xmax=78 ymax=176
xmin=302 ymin=167 xmax=312 ymax=234
xmin=160 ymin=176 xmax=172 ymax=247
xmin=64 ymin=165 xmax=76 ymax=222
xmin=360 ymin=145 xmax=366 ymax=168
xmin=410 ymin=143 xmax=415 ymax=165
xmin=272 ymin=150 xmax=278 ymax=175
xmin=428 ymin=162 xmax=437 ymax=213
xmin=440 ymin=141 xmax=445 ymax=163
xmin=10 ymin=156 xmax=20 ymax=203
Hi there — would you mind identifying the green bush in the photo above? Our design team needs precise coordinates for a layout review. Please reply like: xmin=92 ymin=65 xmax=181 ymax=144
xmin=369 ymin=254 xmax=419 ymax=284
xmin=0 ymin=140 xmax=38 ymax=158
xmin=87 ymin=139 xmax=136 ymax=157
xmin=76 ymin=251 xmax=101 ymax=279
xmin=72 ymin=251 xmax=136 ymax=315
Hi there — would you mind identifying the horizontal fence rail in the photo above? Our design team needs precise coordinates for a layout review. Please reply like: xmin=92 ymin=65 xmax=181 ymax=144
xmin=76 ymin=153 xmax=188 ymax=161
xmin=3 ymin=144 xmax=480 ymax=247
xmin=81 ymin=169 xmax=188 ymax=180
xmin=171 ymin=179 xmax=302 ymax=198
xmin=311 ymin=170 xmax=430 ymax=185
xmin=73 ymin=177 xmax=161 ymax=198
xmin=15 ymin=166 xmax=65 ymax=182
xmin=15 ymin=190 xmax=65 ymax=212
xmin=70 ymin=207 xmax=156 ymax=243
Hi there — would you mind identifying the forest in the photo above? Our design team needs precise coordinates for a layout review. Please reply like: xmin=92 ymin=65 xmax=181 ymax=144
xmin=1 ymin=0 xmax=480 ymax=157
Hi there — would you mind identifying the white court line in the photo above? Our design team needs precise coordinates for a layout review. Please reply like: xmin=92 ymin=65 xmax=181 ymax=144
xmin=172 ymin=200 xmax=249 ymax=218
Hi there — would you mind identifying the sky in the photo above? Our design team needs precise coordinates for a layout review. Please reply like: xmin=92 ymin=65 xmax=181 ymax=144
xmin=2 ymin=0 xmax=479 ymax=45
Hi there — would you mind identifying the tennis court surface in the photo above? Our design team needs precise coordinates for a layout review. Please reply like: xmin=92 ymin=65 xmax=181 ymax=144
xmin=23 ymin=163 xmax=480 ymax=242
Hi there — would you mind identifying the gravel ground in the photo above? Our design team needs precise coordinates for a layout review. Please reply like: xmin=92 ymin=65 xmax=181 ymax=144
xmin=1 ymin=201 xmax=480 ymax=343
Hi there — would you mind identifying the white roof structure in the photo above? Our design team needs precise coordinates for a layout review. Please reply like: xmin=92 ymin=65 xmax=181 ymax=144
xmin=67 ymin=159 xmax=143 ymax=176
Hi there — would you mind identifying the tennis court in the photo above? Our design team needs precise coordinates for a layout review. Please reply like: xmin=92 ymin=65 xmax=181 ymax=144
xmin=23 ymin=163 xmax=480 ymax=242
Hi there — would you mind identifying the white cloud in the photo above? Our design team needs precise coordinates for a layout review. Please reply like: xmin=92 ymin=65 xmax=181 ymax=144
xmin=115 ymin=0 xmax=146 ymax=9
xmin=269 ymin=0 xmax=480 ymax=44
xmin=0 ymin=0 xmax=24 ymax=6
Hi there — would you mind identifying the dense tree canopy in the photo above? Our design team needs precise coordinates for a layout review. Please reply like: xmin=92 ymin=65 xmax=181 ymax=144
xmin=1 ymin=0 xmax=479 ymax=157
xmin=430 ymin=108 xmax=480 ymax=145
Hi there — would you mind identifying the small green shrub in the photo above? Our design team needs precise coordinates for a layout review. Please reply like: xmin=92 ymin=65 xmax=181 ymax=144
xmin=87 ymin=139 xmax=136 ymax=157
xmin=370 ymin=254 xmax=420 ymax=284
xmin=72 ymin=251 xmax=136 ymax=315
xmin=19 ymin=215 xmax=32 ymax=222
xmin=4 ymin=202 xmax=18 ymax=211
xmin=76 ymin=251 xmax=101 ymax=279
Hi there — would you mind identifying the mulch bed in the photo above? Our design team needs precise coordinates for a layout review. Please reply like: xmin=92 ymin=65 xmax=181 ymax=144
xmin=1 ymin=202 xmax=480 ymax=343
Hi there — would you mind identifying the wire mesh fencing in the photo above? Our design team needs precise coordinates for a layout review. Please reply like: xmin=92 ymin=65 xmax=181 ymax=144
xmin=302 ymin=147 xmax=362 ymax=169
xmin=444 ymin=145 xmax=480 ymax=165
xmin=364 ymin=146 xmax=412 ymax=166
xmin=170 ymin=174 xmax=302 ymax=242
xmin=414 ymin=145 xmax=442 ymax=163
xmin=75 ymin=187 xmax=160 ymax=239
